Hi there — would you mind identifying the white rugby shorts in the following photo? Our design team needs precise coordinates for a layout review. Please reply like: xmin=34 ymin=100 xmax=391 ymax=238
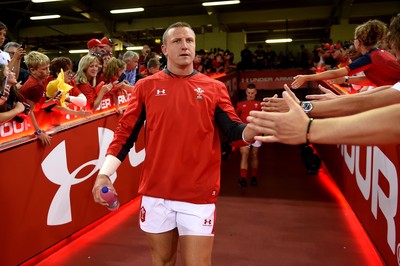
xmin=139 ymin=195 xmax=216 ymax=236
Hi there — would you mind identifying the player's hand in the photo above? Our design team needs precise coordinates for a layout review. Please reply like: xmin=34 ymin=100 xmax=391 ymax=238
xmin=92 ymin=174 xmax=116 ymax=206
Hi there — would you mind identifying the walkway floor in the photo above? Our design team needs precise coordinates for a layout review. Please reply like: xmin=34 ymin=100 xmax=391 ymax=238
xmin=35 ymin=143 xmax=384 ymax=266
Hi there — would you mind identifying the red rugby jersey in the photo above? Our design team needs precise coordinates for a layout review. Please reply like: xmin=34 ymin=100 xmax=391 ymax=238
xmin=346 ymin=48 xmax=400 ymax=86
xmin=107 ymin=70 xmax=246 ymax=203
xmin=236 ymin=99 xmax=262 ymax=123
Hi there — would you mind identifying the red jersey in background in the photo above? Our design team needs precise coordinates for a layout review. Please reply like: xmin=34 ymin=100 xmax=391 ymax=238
xmin=235 ymin=99 xmax=262 ymax=123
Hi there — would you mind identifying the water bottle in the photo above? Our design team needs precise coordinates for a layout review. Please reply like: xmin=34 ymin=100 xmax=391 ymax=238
xmin=100 ymin=186 xmax=120 ymax=211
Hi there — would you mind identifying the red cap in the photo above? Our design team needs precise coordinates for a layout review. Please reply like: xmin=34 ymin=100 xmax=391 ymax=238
xmin=101 ymin=37 xmax=117 ymax=46
xmin=330 ymin=43 xmax=342 ymax=51
xmin=321 ymin=43 xmax=331 ymax=51
xmin=87 ymin=38 xmax=106 ymax=49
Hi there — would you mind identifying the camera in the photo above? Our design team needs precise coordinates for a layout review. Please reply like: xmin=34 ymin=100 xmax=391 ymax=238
xmin=54 ymin=90 xmax=62 ymax=98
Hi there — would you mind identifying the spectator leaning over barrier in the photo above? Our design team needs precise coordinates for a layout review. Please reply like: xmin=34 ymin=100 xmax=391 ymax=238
xmin=0 ymin=64 xmax=26 ymax=123
xmin=103 ymin=57 xmax=130 ymax=114
xmin=46 ymin=56 xmax=91 ymax=118
xmin=75 ymin=54 xmax=112 ymax=111
xmin=19 ymin=51 xmax=59 ymax=146
xmin=247 ymin=14 xmax=400 ymax=146
xmin=292 ymin=19 xmax=400 ymax=89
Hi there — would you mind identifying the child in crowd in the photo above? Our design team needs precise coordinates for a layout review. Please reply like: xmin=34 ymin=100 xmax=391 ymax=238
xmin=19 ymin=51 xmax=60 ymax=146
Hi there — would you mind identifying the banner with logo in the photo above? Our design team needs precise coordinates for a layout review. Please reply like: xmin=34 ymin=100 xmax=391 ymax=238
xmin=315 ymin=144 xmax=400 ymax=266
xmin=239 ymin=69 xmax=310 ymax=90
xmin=0 ymin=114 xmax=145 ymax=265
xmin=0 ymin=93 xmax=130 ymax=145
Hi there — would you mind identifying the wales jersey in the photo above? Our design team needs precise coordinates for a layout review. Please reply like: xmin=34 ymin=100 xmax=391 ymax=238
xmin=236 ymin=100 xmax=262 ymax=123
xmin=107 ymin=70 xmax=247 ymax=204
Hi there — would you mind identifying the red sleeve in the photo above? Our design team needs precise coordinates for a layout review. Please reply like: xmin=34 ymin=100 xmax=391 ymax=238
xmin=106 ymin=81 xmax=145 ymax=161
xmin=78 ymin=83 xmax=95 ymax=109
xmin=67 ymin=80 xmax=83 ymax=96
xmin=214 ymin=81 xmax=248 ymax=147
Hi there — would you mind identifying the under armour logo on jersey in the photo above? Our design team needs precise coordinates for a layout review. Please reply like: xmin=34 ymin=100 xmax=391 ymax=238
xmin=203 ymin=219 xmax=212 ymax=226
xmin=156 ymin=89 xmax=167 ymax=96
xmin=194 ymin=87 xmax=204 ymax=100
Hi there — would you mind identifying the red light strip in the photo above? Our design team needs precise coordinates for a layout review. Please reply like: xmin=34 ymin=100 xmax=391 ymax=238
xmin=21 ymin=196 xmax=142 ymax=265
xmin=317 ymin=163 xmax=384 ymax=265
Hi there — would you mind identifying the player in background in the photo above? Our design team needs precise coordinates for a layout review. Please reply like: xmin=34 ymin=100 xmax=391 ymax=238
xmin=235 ymin=84 xmax=262 ymax=187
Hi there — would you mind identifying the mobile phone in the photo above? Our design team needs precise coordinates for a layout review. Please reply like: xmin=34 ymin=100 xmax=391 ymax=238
xmin=117 ymin=73 xmax=126 ymax=83
xmin=22 ymin=102 xmax=31 ymax=115
xmin=20 ymin=41 xmax=25 ymax=49
xmin=0 ymin=76 xmax=8 ymax=97
xmin=54 ymin=90 xmax=62 ymax=98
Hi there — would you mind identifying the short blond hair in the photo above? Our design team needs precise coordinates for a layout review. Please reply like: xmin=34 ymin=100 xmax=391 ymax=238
xmin=24 ymin=51 xmax=50 ymax=70
xmin=162 ymin=22 xmax=193 ymax=44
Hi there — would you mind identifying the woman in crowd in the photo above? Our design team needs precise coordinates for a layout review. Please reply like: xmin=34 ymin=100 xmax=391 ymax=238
xmin=103 ymin=57 xmax=131 ymax=114
xmin=75 ymin=54 xmax=112 ymax=111
xmin=96 ymin=52 xmax=112 ymax=84
xmin=46 ymin=56 xmax=91 ymax=118
xmin=0 ymin=64 xmax=26 ymax=123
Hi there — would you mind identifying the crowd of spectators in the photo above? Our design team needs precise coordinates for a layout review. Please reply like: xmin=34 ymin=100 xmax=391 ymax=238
xmin=238 ymin=44 xmax=298 ymax=70
xmin=0 ymin=17 xmax=398 ymax=146
xmin=0 ymin=20 xmax=167 ymax=145
xmin=237 ymin=36 xmax=396 ymax=73
xmin=192 ymin=48 xmax=237 ymax=75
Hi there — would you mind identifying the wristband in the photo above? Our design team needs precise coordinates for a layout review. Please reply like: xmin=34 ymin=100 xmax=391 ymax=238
xmin=306 ymin=118 xmax=314 ymax=145
xmin=99 ymin=155 xmax=122 ymax=177
xmin=242 ymin=130 xmax=255 ymax=145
